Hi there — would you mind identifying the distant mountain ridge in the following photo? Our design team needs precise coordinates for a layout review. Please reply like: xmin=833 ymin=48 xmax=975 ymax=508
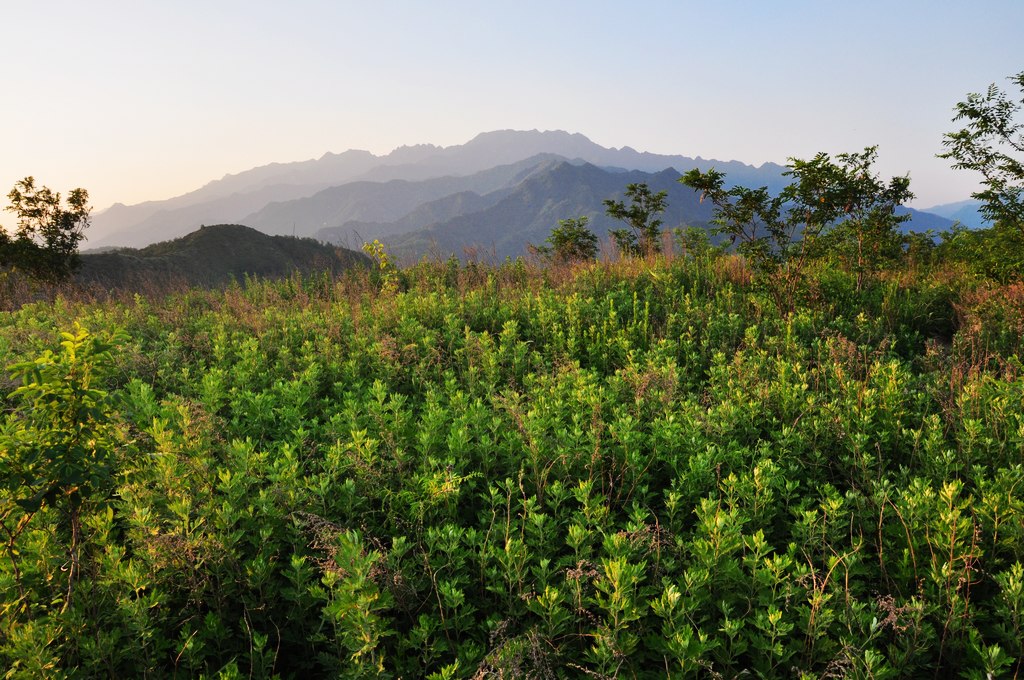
xmin=91 ymin=149 xmax=383 ymax=245
xmin=85 ymin=130 xmax=958 ymax=260
xmin=241 ymin=155 xmax=565 ymax=242
xmin=88 ymin=130 xmax=792 ymax=249
xmin=378 ymin=162 xmax=713 ymax=259
xmin=919 ymin=199 xmax=989 ymax=229
xmin=325 ymin=160 xmax=953 ymax=261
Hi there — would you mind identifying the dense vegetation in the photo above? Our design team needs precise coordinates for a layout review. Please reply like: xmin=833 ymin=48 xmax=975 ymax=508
xmin=1 ymin=237 xmax=1023 ymax=677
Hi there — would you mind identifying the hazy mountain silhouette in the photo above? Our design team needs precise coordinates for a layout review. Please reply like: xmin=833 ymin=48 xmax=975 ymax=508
xmin=893 ymin=206 xmax=959 ymax=233
xmin=89 ymin=150 xmax=382 ymax=246
xmin=919 ymin=199 xmax=989 ymax=229
xmin=86 ymin=130 xmax=954 ymax=256
xmin=378 ymin=161 xmax=719 ymax=259
xmin=243 ymin=155 xmax=564 ymax=241
xmin=88 ymin=130 xmax=791 ymax=248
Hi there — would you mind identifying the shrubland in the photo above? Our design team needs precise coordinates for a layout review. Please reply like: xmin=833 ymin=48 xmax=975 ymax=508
xmin=1 ymin=238 xmax=1022 ymax=678
xmin=2 ymin=72 xmax=1024 ymax=676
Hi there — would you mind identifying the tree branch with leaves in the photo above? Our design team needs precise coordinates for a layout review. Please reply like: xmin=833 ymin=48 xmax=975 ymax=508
xmin=603 ymin=183 xmax=668 ymax=256
xmin=939 ymin=71 xmax=1024 ymax=238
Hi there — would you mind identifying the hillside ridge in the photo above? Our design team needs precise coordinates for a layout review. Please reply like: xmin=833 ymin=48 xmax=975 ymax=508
xmin=76 ymin=223 xmax=367 ymax=290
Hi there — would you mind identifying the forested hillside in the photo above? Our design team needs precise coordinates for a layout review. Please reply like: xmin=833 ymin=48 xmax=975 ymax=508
xmin=75 ymin=224 xmax=368 ymax=290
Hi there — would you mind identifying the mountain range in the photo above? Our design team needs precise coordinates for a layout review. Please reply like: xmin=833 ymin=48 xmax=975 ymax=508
xmin=918 ymin=199 xmax=989 ymax=229
xmin=87 ymin=130 xmax=960 ymax=259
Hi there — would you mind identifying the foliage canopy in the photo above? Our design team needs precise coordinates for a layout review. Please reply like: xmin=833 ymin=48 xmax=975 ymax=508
xmin=603 ymin=182 xmax=668 ymax=255
xmin=1 ymin=177 xmax=91 ymax=281
xmin=680 ymin=146 xmax=913 ymax=305
xmin=533 ymin=215 xmax=599 ymax=263
xmin=940 ymin=70 xmax=1024 ymax=236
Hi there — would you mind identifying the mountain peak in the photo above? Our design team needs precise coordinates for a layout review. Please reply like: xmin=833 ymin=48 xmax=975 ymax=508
xmin=319 ymin=149 xmax=375 ymax=161
xmin=466 ymin=129 xmax=593 ymax=144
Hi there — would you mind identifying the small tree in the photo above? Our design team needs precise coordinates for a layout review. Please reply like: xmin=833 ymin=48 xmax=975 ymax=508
xmin=1 ymin=177 xmax=91 ymax=281
xmin=533 ymin=216 xmax=599 ymax=264
xmin=362 ymin=238 xmax=400 ymax=291
xmin=680 ymin=147 xmax=912 ymax=307
xmin=795 ymin=147 xmax=913 ymax=290
xmin=678 ymin=168 xmax=786 ymax=273
xmin=939 ymin=71 xmax=1024 ymax=238
xmin=603 ymin=183 xmax=668 ymax=256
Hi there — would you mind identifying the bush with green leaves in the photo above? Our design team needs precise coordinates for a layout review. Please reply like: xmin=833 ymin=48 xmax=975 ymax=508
xmin=937 ymin=222 xmax=1024 ymax=283
xmin=0 ymin=325 xmax=131 ymax=673
xmin=532 ymin=216 xmax=600 ymax=264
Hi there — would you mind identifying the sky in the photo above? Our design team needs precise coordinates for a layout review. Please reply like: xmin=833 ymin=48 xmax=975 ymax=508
xmin=2 ymin=0 xmax=1022 ymax=214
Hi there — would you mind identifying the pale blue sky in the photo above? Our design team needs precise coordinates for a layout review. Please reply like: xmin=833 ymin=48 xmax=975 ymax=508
xmin=3 ymin=0 xmax=1022 ymax=211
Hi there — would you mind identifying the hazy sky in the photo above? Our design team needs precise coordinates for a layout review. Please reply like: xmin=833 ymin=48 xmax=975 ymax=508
xmin=3 ymin=1 xmax=1022 ymax=213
